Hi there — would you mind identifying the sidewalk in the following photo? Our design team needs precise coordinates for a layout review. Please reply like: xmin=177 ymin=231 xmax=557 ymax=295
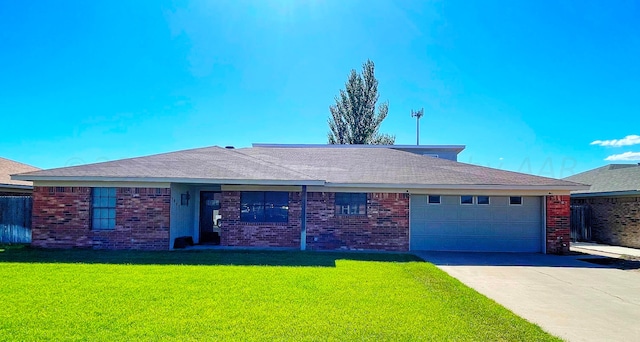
xmin=571 ymin=242 xmax=640 ymax=258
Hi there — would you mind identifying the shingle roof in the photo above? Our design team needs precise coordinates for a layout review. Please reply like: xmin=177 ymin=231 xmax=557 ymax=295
xmin=13 ymin=147 xmax=318 ymax=183
xmin=1 ymin=157 xmax=40 ymax=188
xmin=563 ymin=164 xmax=640 ymax=194
xmin=240 ymin=147 xmax=580 ymax=187
xmin=13 ymin=145 xmax=584 ymax=190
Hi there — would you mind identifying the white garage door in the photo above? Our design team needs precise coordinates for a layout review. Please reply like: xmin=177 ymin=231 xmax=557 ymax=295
xmin=410 ymin=195 xmax=543 ymax=252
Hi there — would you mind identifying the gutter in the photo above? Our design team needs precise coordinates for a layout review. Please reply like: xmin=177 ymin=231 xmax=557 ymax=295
xmin=0 ymin=183 xmax=33 ymax=190
xmin=323 ymin=183 xmax=590 ymax=191
xmin=571 ymin=190 xmax=640 ymax=198
xmin=10 ymin=175 xmax=325 ymax=186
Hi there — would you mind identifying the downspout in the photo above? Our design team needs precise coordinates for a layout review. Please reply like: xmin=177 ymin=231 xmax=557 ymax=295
xmin=300 ymin=185 xmax=307 ymax=251
xmin=542 ymin=195 xmax=547 ymax=254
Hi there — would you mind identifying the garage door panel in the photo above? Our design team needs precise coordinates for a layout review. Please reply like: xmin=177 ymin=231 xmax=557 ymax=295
xmin=410 ymin=195 xmax=542 ymax=252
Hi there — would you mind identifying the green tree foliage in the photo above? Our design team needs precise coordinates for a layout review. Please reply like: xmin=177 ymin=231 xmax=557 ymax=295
xmin=328 ymin=60 xmax=395 ymax=145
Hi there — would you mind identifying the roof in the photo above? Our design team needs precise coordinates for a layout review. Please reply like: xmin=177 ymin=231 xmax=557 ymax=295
xmin=252 ymin=143 xmax=466 ymax=154
xmin=563 ymin=164 xmax=640 ymax=196
xmin=0 ymin=157 xmax=40 ymax=189
xmin=13 ymin=145 xmax=585 ymax=190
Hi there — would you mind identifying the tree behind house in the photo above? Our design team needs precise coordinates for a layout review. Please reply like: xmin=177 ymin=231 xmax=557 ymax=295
xmin=328 ymin=60 xmax=395 ymax=145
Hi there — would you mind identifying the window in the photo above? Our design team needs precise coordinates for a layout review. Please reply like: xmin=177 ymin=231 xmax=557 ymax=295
xmin=240 ymin=191 xmax=289 ymax=222
xmin=92 ymin=187 xmax=116 ymax=230
xmin=460 ymin=195 xmax=474 ymax=205
xmin=428 ymin=195 xmax=441 ymax=204
xmin=509 ymin=196 xmax=523 ymax=205
xmin=335 ymin=193 xmax=367 ymax=215
xmin=477 ymin=196 xmax=490 ymax=205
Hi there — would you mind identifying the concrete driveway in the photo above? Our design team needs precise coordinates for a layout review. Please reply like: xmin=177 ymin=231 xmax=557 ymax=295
xmin=414 ymin=252 xmax=640 ymax=342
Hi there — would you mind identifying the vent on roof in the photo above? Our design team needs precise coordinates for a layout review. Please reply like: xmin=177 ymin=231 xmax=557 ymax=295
xmin=225 ymin=146 xmax=235 ymax=149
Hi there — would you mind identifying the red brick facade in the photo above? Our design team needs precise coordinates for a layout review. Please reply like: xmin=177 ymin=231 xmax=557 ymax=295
xmin=218 ymin=191 xmax=409 ymax=251
xmin=220 ymin=191 xmax=301 ymax=248
xmin=546 ymin=195 xmax=571 ymax=254
xmin=32 ymin=186 xmax=170 ymax=250
xmin=572 ymin=196 xmax=640 ymax=249
xmin=31 ymin=187 xmax=564 ymax=254
xmin=306 ymin=192 xmax=409 ymax=251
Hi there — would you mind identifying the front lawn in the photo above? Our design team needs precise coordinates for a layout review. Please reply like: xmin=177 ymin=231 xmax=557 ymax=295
xmin=0 ymin=246 xmax=559 ymax=341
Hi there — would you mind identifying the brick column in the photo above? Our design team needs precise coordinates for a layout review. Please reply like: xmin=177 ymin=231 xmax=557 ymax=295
xmin=546 ymin=195 xmax=570 ymax=254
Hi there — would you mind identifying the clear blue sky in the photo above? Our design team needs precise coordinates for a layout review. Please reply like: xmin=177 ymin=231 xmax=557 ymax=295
xmin=1 ymin=0 xmax=639 ymax=178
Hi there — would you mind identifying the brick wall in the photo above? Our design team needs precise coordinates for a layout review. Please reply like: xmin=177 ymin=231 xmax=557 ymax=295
xmin=218 ymin=191 xmax=409 ymax=251
xmin=32 ymin=186 xmax=170 ymax=250
xmin=575 ymin=196 xmax=640 ymax=248
xmin=306 ymin=192 xmax=409 ymax=252
xmin=220 ymin=191 xmax=300 ymax=248
xmin=546 ymin=195 xmax=571 ymax=254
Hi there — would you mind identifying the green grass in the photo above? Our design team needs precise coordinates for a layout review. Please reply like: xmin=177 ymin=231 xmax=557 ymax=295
xmin=0 ymin=246 xmax=559 ymax=341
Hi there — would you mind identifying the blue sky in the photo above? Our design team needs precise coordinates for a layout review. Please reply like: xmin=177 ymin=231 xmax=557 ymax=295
xmin=1 ymin=0 xmax=639 ymax=178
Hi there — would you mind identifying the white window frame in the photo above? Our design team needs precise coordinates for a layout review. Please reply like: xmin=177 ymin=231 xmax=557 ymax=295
xmin=427 ymin=195 xmax=441 ymax=204
xmin=460 ymin=195 xmax=474 ymax=205
xmin=477 ymin=196 xmax=490 ymax=205
xmin=509 ymin=196 xmax=523 ymax=206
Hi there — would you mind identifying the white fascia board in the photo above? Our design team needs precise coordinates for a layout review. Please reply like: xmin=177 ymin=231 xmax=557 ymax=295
xmin=571 ymin=190 xmax=640 ymax=198
xmin=0 ymin=183 xmax=33 ymax=190
xmin=252 ymin=143 xmax=466 ymax=150
xmin=323 ymin=183 xmax=589 ymax=191
xmin=14 ymin=175 xmax=325 ymax=186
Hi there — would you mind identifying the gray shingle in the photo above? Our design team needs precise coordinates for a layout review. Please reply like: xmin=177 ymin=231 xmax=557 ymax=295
xmin=1 ymin=157 xmax=39 ymax=187
xmin=564 ymin=164 xmax=640 ymax=194
xmin=14 ymin=145 xmax=583 ymax=189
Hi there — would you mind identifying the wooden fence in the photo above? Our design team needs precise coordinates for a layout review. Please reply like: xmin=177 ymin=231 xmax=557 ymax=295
xmin=570 ymin=204 xmax=591 ymax=242
xmin=0 ymin=196 xmax=32 ymax=244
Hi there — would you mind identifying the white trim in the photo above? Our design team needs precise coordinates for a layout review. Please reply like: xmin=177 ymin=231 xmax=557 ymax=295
xmin=324 ymin=183 xmax=586 ymax=191
xmin=460 ymin=195 xmax=475 ymax=205
xmin=477 ymin=195 xmax=490 ymax=205
xmin=34 ymin=180 xmax=172 ymax=188
xmin=22 ymin=178 xmax=585 ymax=194
xmin=571 ymin=190 xmax=640 ymax=198
xmin=427 ymin=195 xmax=441 ymax=204
xmin=408 ymin=194 xmax=413 ymax=251
xmin=252 ymin=143 xmax=466 ymax=151
xmin=0 ymin=184 xmax=33 ymax=190
xmin=14 ymin=176 xmax=325 ymax=186
xmin=509 ymin=196 xmax=523 ymax=206
xmin=307 ymin=186 xmax=572 ymax=196
xmin=222 ymin=185 xmax=302 ymax=192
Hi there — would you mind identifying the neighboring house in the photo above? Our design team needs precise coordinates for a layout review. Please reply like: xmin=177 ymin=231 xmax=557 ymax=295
xmin=0 ymin=157 xmax=40 ymax=195
xmin=12 ymin=144 xmax=586 ymax=254
xmin=564 ymin=164 xmax=640 ymax=249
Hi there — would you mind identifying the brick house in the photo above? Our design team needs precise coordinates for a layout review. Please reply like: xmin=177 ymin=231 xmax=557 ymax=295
xmin=12 ymin=144 xmax=586 ymax=254
xmin=564 ymin=164 xmax=640 ymax=249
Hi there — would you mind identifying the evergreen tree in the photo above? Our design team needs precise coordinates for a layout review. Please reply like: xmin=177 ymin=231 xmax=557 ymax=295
xmin=328 ymin=60 xmax=395 ymax=145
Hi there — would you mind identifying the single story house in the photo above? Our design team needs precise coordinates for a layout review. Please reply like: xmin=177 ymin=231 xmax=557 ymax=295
xmin=12 ymin=144 xmax=587 ymax=254
xmin=0 ymin=157 xmax=39 ymax=196
xmin=564 ymin=164 xmax=640 ymax=248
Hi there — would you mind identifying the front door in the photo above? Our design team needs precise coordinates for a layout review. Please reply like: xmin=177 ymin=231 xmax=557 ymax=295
xmin=200 ymin=191 xmax=222 ymax=244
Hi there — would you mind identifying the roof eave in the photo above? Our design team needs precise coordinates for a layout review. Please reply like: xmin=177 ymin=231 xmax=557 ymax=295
xmin=571 ymin=190 xmax=640 ymax=198
xmin=12 ymin=175 xmax=325 ymax=186
xmin=324 ymin=183 xmax=590 ymax=191
xmin=0 ymin=183 xmax=33 ymax=190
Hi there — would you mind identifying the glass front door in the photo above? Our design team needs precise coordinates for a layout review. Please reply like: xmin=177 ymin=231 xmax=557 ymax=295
xmin=199 ymin=191 xmax=222 ymax=244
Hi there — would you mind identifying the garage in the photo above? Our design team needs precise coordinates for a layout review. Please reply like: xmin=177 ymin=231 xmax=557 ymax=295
xmin=410 ymin=195 xmax=543 ymax=252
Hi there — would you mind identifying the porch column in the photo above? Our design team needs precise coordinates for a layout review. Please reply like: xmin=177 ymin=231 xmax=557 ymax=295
xmin=300 ymin=185 xmax=307 ymax=251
